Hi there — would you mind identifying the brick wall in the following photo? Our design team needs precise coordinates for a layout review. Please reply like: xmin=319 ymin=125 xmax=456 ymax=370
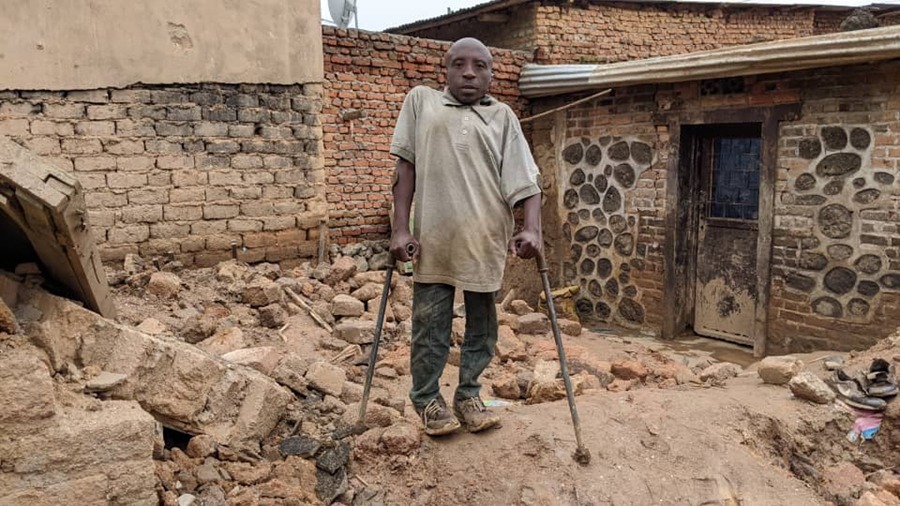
xmin=533 ymin=60 xmax=900 ymax=352
xmin=0 ymin=84 xmax=326 ymax=267
xmin=397 ymin=2 xmax=853 ymax=65
xmin=321 ymin=26 xmax=532 ymax=243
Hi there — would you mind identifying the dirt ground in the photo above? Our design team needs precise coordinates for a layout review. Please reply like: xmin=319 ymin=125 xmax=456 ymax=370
xmin=100 ymin=254 xmax=900 ymax=506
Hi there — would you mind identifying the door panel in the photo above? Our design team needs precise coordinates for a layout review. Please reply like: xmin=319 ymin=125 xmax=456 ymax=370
xmin=694 ymin=133 xmax=761 ymax=346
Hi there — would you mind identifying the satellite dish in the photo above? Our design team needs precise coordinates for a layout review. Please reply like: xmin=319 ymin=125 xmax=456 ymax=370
xmin=328 ymin=0 xmax=357 ymax=28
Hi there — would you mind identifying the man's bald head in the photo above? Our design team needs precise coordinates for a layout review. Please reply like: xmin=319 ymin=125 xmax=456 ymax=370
xmin=444 ymin=37 xmax=493 ymax=105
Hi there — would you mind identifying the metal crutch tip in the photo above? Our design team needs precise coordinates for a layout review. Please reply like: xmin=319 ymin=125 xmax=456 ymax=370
xmin=573 ymin=447 xmax=592 ymax=466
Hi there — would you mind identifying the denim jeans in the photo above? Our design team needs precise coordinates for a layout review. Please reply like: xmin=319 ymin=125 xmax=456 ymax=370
xmin=409 ymin=282 xmax=498 ymax=411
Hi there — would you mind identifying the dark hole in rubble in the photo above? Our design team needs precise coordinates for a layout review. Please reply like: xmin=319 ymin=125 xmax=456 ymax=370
xmin=163 ymin=426 xmax=193 ymax=451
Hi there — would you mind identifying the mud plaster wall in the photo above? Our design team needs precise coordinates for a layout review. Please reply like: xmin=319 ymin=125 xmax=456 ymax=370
xmin=397 ymin=2 xmax=852 ymax=65
xmin=0 ymin=0 xmax=323 ymax=90
xmin=321 ymin=27 xmax=532 ymax=244
xmin=538 ymin=60 xmax=900 ymax=351
xmin=0 ymin=85 xmax=326 ymax=267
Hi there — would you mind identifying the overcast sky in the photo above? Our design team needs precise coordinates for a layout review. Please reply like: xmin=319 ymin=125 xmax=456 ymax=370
xmin=321 ymin=0 xmax=892 ymax=32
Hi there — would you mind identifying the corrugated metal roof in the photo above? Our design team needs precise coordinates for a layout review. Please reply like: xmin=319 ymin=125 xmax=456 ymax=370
xmin=386 ymin=0 xmax=864 ymax=34
xmin=519 ymin=25 xmax=900 ymax=97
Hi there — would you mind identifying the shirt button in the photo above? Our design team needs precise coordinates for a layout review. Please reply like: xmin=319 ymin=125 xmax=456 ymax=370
xmin=464 ymin=116 xmax=470 ymax=121
xmin=462 ymin=129 xmax=468 ymax=135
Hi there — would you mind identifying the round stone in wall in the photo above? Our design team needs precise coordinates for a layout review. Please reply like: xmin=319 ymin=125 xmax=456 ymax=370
xmin=799 ymin=138 xmax=822 ymax=159
xmin=595 ymin=174 xmax=609 ymax=193
xmin=821 ymin=126 xmax=848 ymax=150
xmin=588 ymin=174 xmax=594 ymax=183
xmin=570 ymin=244 xmax=582 ymax=260
xmin=850 ymin=128 xmax=871 ymax=150
xmin=605 ymin=165 xmax=613 ymax=177
xmin=567 ymin=212 xmax=579 ymax=225
xmin=614 ymin=233 xmax=635 ymax=256
xmin=588 ymin=280 xmax=603 ymax=297
xmin=564 ymin=262 xmax=577 ymax=282
xmin=609 ymin=215 xmax=627 ymax=234
xmin=580 ymin=185 xmax=601 ymax=206
xmin=631 ymin=142 xmax=652 ymax=165
xmin=623 ymin=285 xmax=638 ymax=298
xmin=618 ymin=271 xmax=630 ymax=285
xmin=827 ymin=244 xmax=854 ymax=261
xmin=880 ymin=273 xmax=900 ymax=290
xmin=855 ymin=254 xmax=883 ymax=275
xmin=818 ymin=204 xmax=853 ymax=239
xmin=858 ymin=280 xmax=880 ymax=297
xmin=595 ymin=301 xmax=612 ymax=319
xmin=603 ymin=186 xmax=622 ymax=213
xmin=785 ymin=272 xmax=816 ymax=293
xmin=798 ymin=252 xmax=829 ymax=271
xmin=812 ymin=297 xmax=843 ymax=318
xmin=581 ymin=137 xmax=591 ymax=146
xmin=816 ymin=153 xmax=862 ymax=177
xmin=585 ymin=145 xmax=603 ymax=166
xmin=823 ymin=180 xmax=844 ymax=196
xmin=586 ymin=244 xmax=601 ymax=258
xmin=592 ymin=207 xmax=606 ymax=224
xmin=824 ymin=267 xmax=857 ymax=295
xmin=597 ymin=258 xmax=613 ymax=278
xmin=608 ymin=141 xmax=630 ymax=161
xmin=796 ymin=195 xmax=827 ymax=206
xmin=853 ymin=178 xmax=866 ymax=189
xmin=575 ymin=226 xmax=599 ymax=242
xmin=794 ymin=173 xmax=817 ymax=192
xmin=613 ymin=163 xmax=636 ymax=188
xmin=598 ymin=228 xmax=613 ymax=248
xmin=578 ymin=209 xmax=590 ymax=221
xmin=605 ymin=278 xmax=619 ymax=297
xmin=630 ymin=258 xmax=645 ymax=270
xmin=576 ymin=298 xmax=593 ymax=317
xmin=564 ymin=189 xmax=579 ymax=209
xmin=563 ymin=143 xmax=584 ymax=165
xmin=848 ymin=298 xmax=870 ymax=317
xmin=599 ymin=136 xmax=612 ymax=146
xmin=620 ymin=262 xmax=631 ymax=273
xmin=628 ymin=216 xmax=636 ymax=227
xmin=875 ymin=172 xmax=895 ymax=185
xmin=618 ymin=298 xmax=645 ymax=324
xmin=570 ymin=169 xmax=586 ymax=186
xmin=580 ymin=259 xmax=596 ymax=276
xmin=854 ymin=188 xmax=881 ymax=205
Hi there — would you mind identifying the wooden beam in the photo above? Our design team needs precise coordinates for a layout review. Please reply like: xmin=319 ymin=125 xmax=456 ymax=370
xmin=477 ymin=13 xmax=510 ymax=23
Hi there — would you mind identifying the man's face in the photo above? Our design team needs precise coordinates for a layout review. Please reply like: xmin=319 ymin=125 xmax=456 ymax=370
xmin=445 ymin=43 xmax=492 ymax=105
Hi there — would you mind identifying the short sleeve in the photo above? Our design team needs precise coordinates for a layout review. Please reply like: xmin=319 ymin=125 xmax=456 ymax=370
xmin=500 ymin=113 xmax=541 ymax=208
xmin=390 ymin=88 xmax=419 ymax=164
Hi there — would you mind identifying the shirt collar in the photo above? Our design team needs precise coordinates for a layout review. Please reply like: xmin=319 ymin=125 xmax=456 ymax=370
xmin=441 ymin=88 xmax=499 ymax=124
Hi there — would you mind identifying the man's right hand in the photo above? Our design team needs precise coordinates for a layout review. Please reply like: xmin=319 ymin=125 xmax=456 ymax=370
xmin=390 ymin=231 xmax=420 ymax=262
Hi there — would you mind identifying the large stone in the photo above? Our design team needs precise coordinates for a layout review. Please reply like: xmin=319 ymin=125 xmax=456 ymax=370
xmin=821 ymin=126 xmax=848 ymax=150
xmin=824 ymin=267 xmax=857 ymax=295
xmin=518 ymin=312 xmax=550 ymax=335
xmin=84 ymin=371 xmax=128 ymax=393
xmin=850 ymin=127 xmax=871 ymax=149
xmin=882 ymin=274 xmax=900 ymax=290
xmin=22 ymin=289 xmax=292 ymax=447
xmin=223 ymin=461 xmax=273 ymax=486
xmin=492 ymin=372 xmax=522 ymax=399
xmin=186 ymin=435 xmax=218 ymax=459
xmin=613 ymin=163 xmax=636 ymax=188
xmin=147 ymin=272 xmax=182 ymax=299
xmin=798 ymin=252 xmax=828 ymax=271
xmin=316 ymin=441 xmax=350 ymax=474
xmin=332 ymin=294 xmax=365 ymax=317
xmin=827 ymin=244 xmax=854 ymax=261
xmin=854 ymin=188 xmax=881 ymax=205
xmin=856 ymin=254 xmax=883 ymax=275
xmin=258 ymin=303 xmax=287 ymax=329
xmin=618 ymin=298 xmax=644 ymax=324
xmin=136 ymin=317 xmax=167 ymax=336
xmin=316 ymin=467 xmax=348 ymax=504
xmin=563 ymin=189 xmax=578 ymax=209
xmin=569 ymin=168 xmax=586 ymax=186
xmin=270 ymin=353 xmax=312 ymax=394
xmin=789 ymin=372 xmax=835 ymax=404
xmin=757 ymin=356 xmax=803 ymax=385
xmin=608 ymin=141 xmax=630 ymax=161
xmin=611 ymin=360 xmax=648 ymax=380
xmin=585 ymin=144 xmax=602 ymax=166
xmin=496 ymin=326 xmax=527 ymax=362
xmin=305 ymin=361 xmax=346 ymax=397
xmin=562 ymin=143 xmax=584 ymax=165
xmin=559 ymin=318 xmax=582 ymax=336
xmin=579 ymin=185 xmax=601 ymax=205
xmin=574 ymin=226 xmax=599 ymax=242
xmin=858 ymin=280 xmax=881 ymax=297
xmin=816 ymin=152 xmax=861 ymax=177
xmin=351 ymin=283 xmax=382 ymax=303
xmin=799 ymin=138 xmax=822 ymax=159
xmin=785 ymin=272 xmax=816 ymax=293
xmin=603 ymin=186 xmax=622 ymax=213
xmin=196 ymin=327 xmax=245 ymax=356
xmin=279 ymin=435 xmax=322 ymax=458
xmin=0 ymin=348 xmax=56 ymax=429
xmin=812 ymin=296 xmax=843 ymax=317
xmin=509 ymin=300 xmax=534 ymax=316
xmin=380 ymin=423 xmax=421 ymax=455
xmin=699 ymin=363 xmax=742 ymax=383
xmin=631 ymin=142 xmax=652 ymax=165
xmin=818 ymin=204 xmax=853 ymax=239
xmin=216 ymin=260 xmax=250 ymax=283
xmin=222 ymin=347 xmax=283 ymax=376
xmin=242 ymin=278 xmax=283 ymax=308
xmin=794 ymin=173 xmax=816 ymax=191
xmin=333 ymin=319 xmax=378 ymax=344
xmin=326 ymin=256 xmax=358 ymax=285
xmin=180 ymin=316 xmax=217 ymax=344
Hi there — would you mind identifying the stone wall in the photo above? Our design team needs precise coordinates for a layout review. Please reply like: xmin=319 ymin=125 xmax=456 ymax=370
xmin=0 ymin=84 xmax=326 ymax=267
xmin=321 ymin=27 xmax=532 ymax=244
xmin=396 ymin=2 xmax=853 ymax=65
xmin=536 ymin=59 xmax=900 ymax=351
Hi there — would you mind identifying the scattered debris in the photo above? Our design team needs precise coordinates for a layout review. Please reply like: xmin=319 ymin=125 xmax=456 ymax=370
xmin=789 ymin=371 xmax=836 ymax=404
xmin=758 ymin=355 xmax=804 ymax=385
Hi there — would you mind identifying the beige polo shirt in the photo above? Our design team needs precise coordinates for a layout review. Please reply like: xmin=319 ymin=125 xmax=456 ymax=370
xmin=390 ymin=86 xmax=541 ymax=292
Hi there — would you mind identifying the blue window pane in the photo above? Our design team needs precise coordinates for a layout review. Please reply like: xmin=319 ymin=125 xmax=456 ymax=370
xmin=710 ymin=137 xmax=761 ymax=221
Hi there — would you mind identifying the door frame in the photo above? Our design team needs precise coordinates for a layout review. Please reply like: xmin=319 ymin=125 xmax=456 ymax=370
xmin=660 ymin=105 xmax=800 ymax=357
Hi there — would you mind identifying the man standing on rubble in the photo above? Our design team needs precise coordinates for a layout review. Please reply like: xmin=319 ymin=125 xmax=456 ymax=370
xmin=389 ymin=38 xmax=543 ymax=436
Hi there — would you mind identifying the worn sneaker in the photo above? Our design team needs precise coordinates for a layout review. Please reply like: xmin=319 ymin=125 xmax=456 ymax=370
xmin=453 ymin=396 xmax=500 ymax=433
xmin=830 ymin=370 xmax=887 ymax=411
xmin=417 ymin=397 xmax=461 ymax=436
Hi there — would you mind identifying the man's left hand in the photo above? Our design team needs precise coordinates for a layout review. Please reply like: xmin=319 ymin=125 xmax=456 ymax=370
xmin=509 ymin=229 xmax=541 ymax=259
